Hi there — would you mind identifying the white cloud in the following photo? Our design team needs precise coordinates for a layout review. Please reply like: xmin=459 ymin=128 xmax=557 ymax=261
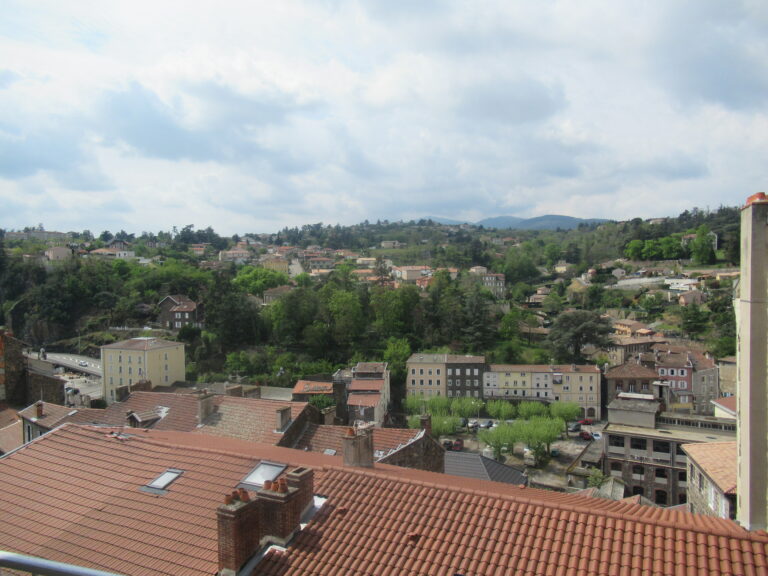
xmin=0 ymin=0 xmax=766 ymax=235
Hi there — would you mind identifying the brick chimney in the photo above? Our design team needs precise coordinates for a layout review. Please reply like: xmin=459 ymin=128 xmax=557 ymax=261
xmin=419 ymin=414 xmax=432 ymax=437
xmin=35 ymin=401 xmax=43 ymax=418
xmin=217 ymin=467 xmax=316 ymax=575
xmin=198 ymin=389 xmax=217 ymax=423
xmin=342 ymin=426 xmax=374 ymax=468
xmin=276 ymin=407 xmax=291 ymax=432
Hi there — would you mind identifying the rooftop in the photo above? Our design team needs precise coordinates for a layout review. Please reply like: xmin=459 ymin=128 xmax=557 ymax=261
xmin=683 ymin=441 xmax=738 ymax=495
xmin=292 ymin=380 xmax=334 ymax=395
xmin=1 ymin=424 xmax=765 ymax=576
xmin=444 ymin=451 xmax=527 ymax=485
xmin=293 ymin=423 xmax=419 ymax=458
xmin=606 ymin=423 xmax=736 ymax=444
xmin=101 ymin=337 xmax=183 ymax=351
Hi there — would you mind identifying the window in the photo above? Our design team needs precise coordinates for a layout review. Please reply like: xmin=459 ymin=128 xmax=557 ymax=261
xmin=474 ymin=368 xmax=479 ymax=376
xmin=669 ymin=369 xmax=675 ymax=376
xmin=448 ymin=368 xmax=453 ymax=376
xmin=428 ymin=379 xmax=432 ymax=386
xmin=655 ymin=468 xmax=668 ymax=479
xmin=630 ymin=438 xmax=647 ymax=451
xmin=632 ymin=464 xmax=644 ymax=476
xmin=428 ymin=369 xmax=433 ymax=376
xmin=411 ymin=379 xmax=415 ymax=386
xmin=608 ymin=435 xmax=625 ymax=447
xmin=615 ymin=382 xmax=623 ymax=392
xmin=420 ymin=380 xmax=424 ymax=386
xmin=448 ymin=379 xmax=453 ymax=387
xmin=659 ymin=368 xmax=666 ymax=376
xmin=411 ymin=368 xmax=415 ymax=375
xmin=420 ymin=369 xmax=424 ymax=375
xmin=436 ymin=369 xmax=441 ymax=375
xmin=678 ymin=471 xmax=687 ymax=483
xmin=680 ymin=369 xmax=687 ymax=376
xmin=610 ymin=462 xmax=622 ymax=472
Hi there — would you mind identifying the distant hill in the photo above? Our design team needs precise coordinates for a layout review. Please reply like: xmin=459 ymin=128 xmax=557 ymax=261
xmin=478 ymin=215 xmax=609 ymax=230
xmin=421 ymin=214 xmax=609 ymax=230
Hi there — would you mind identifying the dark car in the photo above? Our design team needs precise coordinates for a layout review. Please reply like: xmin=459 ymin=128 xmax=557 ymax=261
xmin=442 ymin=440 xmax=454 ymax=451
xmin=567 ymin=422 xmax=581 ymax=433
xmin=452 ymin=438 xmax=464 ymax=451
xmin=580 ymin=431 xmax=593 ymax=441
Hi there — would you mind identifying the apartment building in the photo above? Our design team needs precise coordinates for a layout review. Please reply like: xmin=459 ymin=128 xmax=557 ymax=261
xmin=101 ymin=338 xmax=185 ymax=404
xmin=603 ymin=394 xmax=736 ymax=506
xmin=484 ymin=364 xmax=602 ymax=419
xmin=406 ymin=354 xmax=485 ymax=398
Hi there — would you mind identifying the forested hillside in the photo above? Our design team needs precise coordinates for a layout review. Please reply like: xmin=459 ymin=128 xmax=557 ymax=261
xmin=0 ymin=205 xmax=739 ymax=397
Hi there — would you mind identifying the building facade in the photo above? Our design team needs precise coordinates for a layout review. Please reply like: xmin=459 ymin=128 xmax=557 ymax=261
xmin=406 ymin=354 xmax=485 ymax=398
xmin=101 ymin=338 xmax=185 ymax=404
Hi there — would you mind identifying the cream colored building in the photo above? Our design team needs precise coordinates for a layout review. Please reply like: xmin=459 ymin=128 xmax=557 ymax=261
xmin=101 ymin=338 xmax=185 ymax=404
xmin=484 ymin=364 xmax=602 ymax=419
xmin=406 ymin=354 xmax=486 ymax=399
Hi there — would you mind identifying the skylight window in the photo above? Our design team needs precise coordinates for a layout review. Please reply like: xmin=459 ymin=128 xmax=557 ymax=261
xmin=141 ymin=468 xmax=183 ymax=494
xmin=240 ymin=461 xmax=286 ymax=489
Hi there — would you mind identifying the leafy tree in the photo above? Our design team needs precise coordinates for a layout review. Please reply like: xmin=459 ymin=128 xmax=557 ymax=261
xmin=404 ymin=395 xmax=426 ymax=415
xmin=681 ymin=303 xmax=708 ymax=339
xmin=549 ymin=402 xmax=581 ymax=428
xmin=547 ymin=310 xmax=613 ymax=362
xmin=308 ymin=395 xmax=336 ymax=410
xmin=383 ymin=337 xmax=411 ymax=390
xmin=478 ymin=423 xmax=519 ymax=460
xmin=427 ymin=395 xmax=452 ymax=416
xmin=486 ymin=400 xmax=516 ymax=420
xmin=690 ymin=225 xmax=716 ymax=265
xmin=517 ymin=401 xmax=549 ymax=420
xmin=233 ymin=267 xmax=290 ymax=296
xmin=587 ymin=468 xmax=608 ymax=488
xmin=624 ymin=239 xmax=644 ymax=260
xmin=450 ymin=397 xmax=484 ymax=418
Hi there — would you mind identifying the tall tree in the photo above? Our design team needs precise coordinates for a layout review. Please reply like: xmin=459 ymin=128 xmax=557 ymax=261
xmin=547 ymin=310 xmax=613 ymax=363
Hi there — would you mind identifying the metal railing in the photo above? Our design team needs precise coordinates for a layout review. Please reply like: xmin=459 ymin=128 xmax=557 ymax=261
xmin=0 ymin=551 xmax=123 ymax=576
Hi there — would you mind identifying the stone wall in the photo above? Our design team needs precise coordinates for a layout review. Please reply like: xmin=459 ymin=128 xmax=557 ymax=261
xmin=380 ymin=432 xmax=445 ymax=473
xmin=27 ymin=372 xmax=66 ymax=406
xmin=0 ymin=330 xmax=27 ymax=405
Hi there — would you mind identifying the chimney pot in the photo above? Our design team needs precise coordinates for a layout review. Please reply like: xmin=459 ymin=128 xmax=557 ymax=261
xmin=238 ymin=488 xmax=250 ymax=502
xmin=277 ymin=478 xmax=288 ymax=493
xmin=263 ymin=480 xmax=273 ymax=491
xmin=224 ymin=493 xmax=234 ymax=505
xmin=36 ymin=401 xmax=44 ymax=418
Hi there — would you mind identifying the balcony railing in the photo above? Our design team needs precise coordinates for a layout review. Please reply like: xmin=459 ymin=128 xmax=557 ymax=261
xmin=0 ymin=551 xmax=123 ymax=576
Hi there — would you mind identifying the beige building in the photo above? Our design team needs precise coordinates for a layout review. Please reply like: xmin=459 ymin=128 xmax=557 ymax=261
xmin=683 ymin=441 xmax=737 ymax=520
xmin=101 ymin=338 xmax=185 ymax=404
xmin=736 ymin=193 xmax=768 ymax=530
xmin=484 ymin=364 xmax=601 ymax=419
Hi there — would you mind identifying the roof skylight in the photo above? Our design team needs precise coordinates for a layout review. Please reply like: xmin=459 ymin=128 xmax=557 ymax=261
xmin=240 ymin=461 xmax=286 ymax=489
xmin=141 ymin=468 xmax=184 ymax=494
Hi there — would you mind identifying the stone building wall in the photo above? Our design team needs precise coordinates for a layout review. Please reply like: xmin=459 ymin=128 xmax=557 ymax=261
xmin=380 ymin=433 xmax=445 ymax=473
xmin=0 ymin=330 xmax=27 ymax=405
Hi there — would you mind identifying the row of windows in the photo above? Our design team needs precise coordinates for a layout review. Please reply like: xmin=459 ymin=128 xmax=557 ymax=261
xmin=659 ymin=368 xmax=687 ymax=377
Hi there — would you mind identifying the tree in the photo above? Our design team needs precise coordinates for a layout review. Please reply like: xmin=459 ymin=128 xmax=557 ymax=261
xmin=486 ymin=400 xmax=516 ymax=420
xmin=681 ymin=303 xmax=708 ymax=339
xmin=624 ymin=239 xmax=644 ymax=260
xmin=587 ymin=468 xmax=608 ymax=488
xmin=549 ymin=402 xmax=581 ymax=429
xmin=450 ymin=397 xmax=484 ymax=418
xmin=383 ymin=337 xmax=411 ymax=392
xmin=478 ymin=423 xmax=519 ymax=460
xmin=517 ymin=401 xmax=549 ymax=420
xmin=547 ymin=310 xmax=613 ymax=363
xmin=233 ymin=267 xmax=290 ymax=296
xmin=690 ymin=225 xmax=716 ymax=265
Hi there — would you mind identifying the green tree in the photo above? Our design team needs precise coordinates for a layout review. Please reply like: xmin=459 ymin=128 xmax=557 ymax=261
xmin=517 ymin=401 xmax=549 ymax=420
xmin=233 ymin=267 xmax=290 ymax=296
xmin=479 ymin=423 xmax=519 ymax=460
xmin=549 ymin=402 xmax=581 ymax=429
xmin=383 ymin=337 xmax=411 ymax=392
xmin=427 ymin=396 xmax=452 ymax=416
xmin=450 ymin=397 xmax=484 ymax=418
xmin=690 ymin=225 xmax=717 ymax=265
xmin=486 ymin=400 xmax=516 ymax=420
xmin=547 ymin=310 xmax=613 ymax=362
xmin=624 ymin=239 xmax=644 ymax=260
xmin=681 ymin=303 xmax=708 ymax=339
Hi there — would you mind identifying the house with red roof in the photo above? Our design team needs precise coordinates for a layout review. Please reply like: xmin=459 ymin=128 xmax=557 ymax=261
xmin=684 ymin=441 xmax=737 ymax=520
xmin=0 ymin=423 xmax=766 ymax=576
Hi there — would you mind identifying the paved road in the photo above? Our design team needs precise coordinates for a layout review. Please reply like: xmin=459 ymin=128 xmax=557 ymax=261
xmin=31 ymin=352 xmax=101 ymax=377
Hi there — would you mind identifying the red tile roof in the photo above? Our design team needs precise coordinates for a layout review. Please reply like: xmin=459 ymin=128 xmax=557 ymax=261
xmin=0 ymin=425 xmax=766 ymax=576
xmin=292 ymin=380 xmax=334 ymax=395
xmin=347 ymin=393 xmax=381 ymax=407
xmin=605 ymin=362 xmax=659 ymax=379
xmin=713 ymin=395 xmax=738 ymax=415
xmin=197 ymin=396 xmax=308 ymax=444
xmin=684 ymin=441 xmax=738 ymax=495
xmin=0 ymin=420 xmax=22 ymax=454
xmin=349 ymin=378 xmax=385 ymax=392
xmin=293 ymin=423 xmax=419 ymax=457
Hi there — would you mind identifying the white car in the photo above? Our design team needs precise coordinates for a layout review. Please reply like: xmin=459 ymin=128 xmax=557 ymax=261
xmin=591 ymin=432 xmax=602 ymax=440
xmin=78 ymin=360 xmax=89 ymax=367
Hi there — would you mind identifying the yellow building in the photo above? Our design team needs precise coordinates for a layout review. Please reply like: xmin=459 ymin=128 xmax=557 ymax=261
xmin=101 ymin=338 xmax=185 ymax=404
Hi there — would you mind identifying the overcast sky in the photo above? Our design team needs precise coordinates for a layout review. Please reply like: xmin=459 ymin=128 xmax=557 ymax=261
xmin=1 ymin=1 xmax=767 ymax=236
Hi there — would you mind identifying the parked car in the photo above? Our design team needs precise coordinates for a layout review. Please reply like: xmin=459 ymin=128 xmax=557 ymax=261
xmin=468 ymin=420 xmax=479 ymax=430
xmin=452 ymin=438 xmax=464 ymax=451
xmin=579 ymin=431 xmax=593 ymax=441
xmin=442 ymin=440 xmax=454 ymax=451
xmin=591 ymin=432 xmax=602 ymax=440
xmin=483 ymin=420 xmax=494 ymax=429
xmin=578 ymin=419 xmax=593 ymax=425
xmin=567 ymin=423 xmax=582 ymax=433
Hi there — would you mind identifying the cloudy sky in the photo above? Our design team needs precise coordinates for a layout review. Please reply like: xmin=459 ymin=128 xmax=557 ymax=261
xmin=1 ymin=1 xmax=767 ymax=235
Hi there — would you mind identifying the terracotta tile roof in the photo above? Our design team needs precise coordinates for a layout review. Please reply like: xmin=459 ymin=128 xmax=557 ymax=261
xmin=347 ymin=393 xmax=381 ymax=407
xmin=293 ymin=423 xmax=418 ymax=457
xmin=17 ymin=402 xmax=76 ymax=430
xmin=349 ymin=378 xmax=385 ymax=392
xmin=683 ymin=441 xmax=738 ymax=495
xmin=61 ymin=391 xmax=202 ymax=431
xmin=605 ymin=362 xmax=659 ymax=379
xmin=0 ymin=420 xmax=22 ymax=454
xmin=713 ymin=395 xmax=738 ymax=415
xmin=197 ymin=396 xmax=308 ymax=444
xmin=3 ymin=425 xmax=768 ymax=576
xmin=0 ymin=405 xmax=18 ymax=429
xmin=292 ymin=380 xmax=334 ymax=395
